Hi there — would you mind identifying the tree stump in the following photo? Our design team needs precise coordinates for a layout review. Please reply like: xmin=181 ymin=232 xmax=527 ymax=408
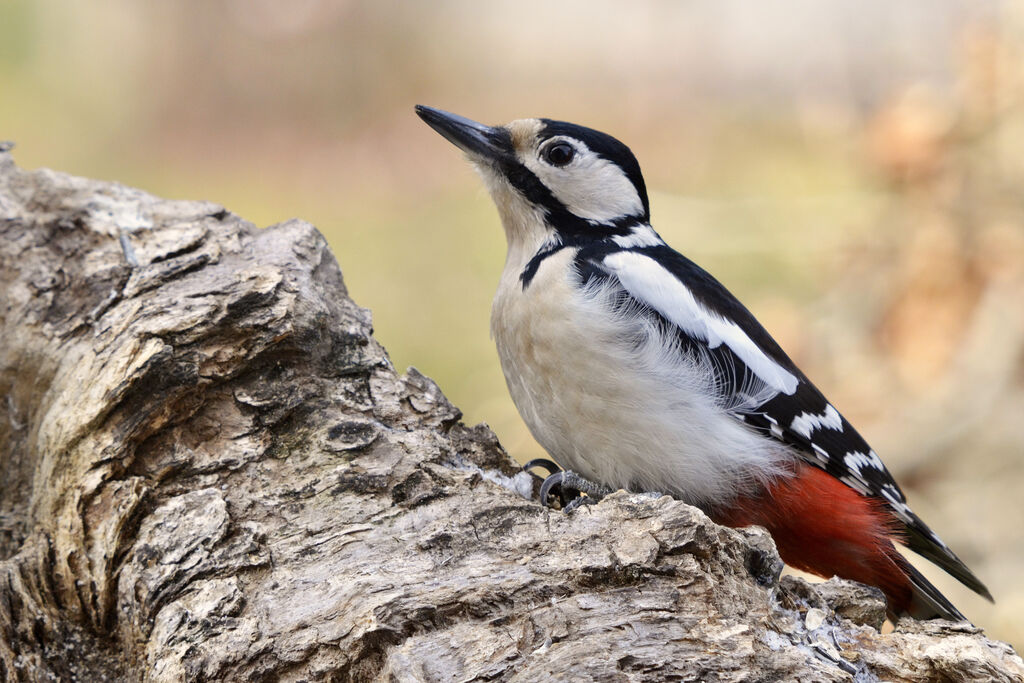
xmin=1 ymin=146 xmax=1021 ymax=681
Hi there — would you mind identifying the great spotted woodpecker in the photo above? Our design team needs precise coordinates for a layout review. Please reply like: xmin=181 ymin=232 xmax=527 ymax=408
xmin=415 ymin=105 xmax=991 ymax=621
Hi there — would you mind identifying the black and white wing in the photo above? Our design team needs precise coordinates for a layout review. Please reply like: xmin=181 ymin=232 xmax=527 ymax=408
xmin=578 ymin=241 xmax=991 ymax=600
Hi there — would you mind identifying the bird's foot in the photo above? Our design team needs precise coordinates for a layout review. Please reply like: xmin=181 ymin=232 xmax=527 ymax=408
xmin=523 ymin=459 xmax=612 ymax=511
xmin=541 ymin=470 xmax=612 ymax=508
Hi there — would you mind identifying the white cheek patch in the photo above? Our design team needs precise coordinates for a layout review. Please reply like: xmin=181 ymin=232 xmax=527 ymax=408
xmin=521 ymin=142 xmax=644 ymax=223
xmin=601 ymin=251 xmax=800 ymax=396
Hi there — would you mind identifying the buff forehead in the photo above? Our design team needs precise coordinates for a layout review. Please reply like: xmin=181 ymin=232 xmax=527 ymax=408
xmin=504 ymin=118 xmax=544 ymax=156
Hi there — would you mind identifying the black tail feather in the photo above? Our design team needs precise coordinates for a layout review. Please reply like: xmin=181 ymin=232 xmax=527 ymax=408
xmin=893 ymin=553 xmax=968 ymax=622
xmin=900 ymin=520 xmax=993 ymax=603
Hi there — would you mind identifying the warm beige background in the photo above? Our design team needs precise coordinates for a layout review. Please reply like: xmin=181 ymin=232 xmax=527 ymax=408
xmin=2 ymin=0 xmax=1021 ymax=646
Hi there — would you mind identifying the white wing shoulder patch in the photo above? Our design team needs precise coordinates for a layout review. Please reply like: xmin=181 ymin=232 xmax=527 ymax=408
xmin=601 ymin=251 xmax=799 ymax=395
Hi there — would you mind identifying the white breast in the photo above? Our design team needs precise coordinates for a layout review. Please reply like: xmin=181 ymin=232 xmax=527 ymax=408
xmin=490 ymin=248 xmax=790 ymax=511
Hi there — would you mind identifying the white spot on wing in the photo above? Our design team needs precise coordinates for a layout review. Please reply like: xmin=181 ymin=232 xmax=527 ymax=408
xmin=601 ymin=251 xmax=800 ymax=395
xmin=791 ymin=405 xmax=843 ymax=439
xmin=843 ymin=450 xmax=884 ymax=477
xmin=879 ymin=483 xmax=914 ymax=523
xmin=880 ymin=483 xmax=906 ymax=504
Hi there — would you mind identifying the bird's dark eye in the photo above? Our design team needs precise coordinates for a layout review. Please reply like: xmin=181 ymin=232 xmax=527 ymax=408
xmin=542 ymin=142 xmax=575 ymax=167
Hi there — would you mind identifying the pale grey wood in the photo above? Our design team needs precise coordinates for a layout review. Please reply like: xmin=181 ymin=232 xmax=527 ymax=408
xmin=0 ymin=148 xmax=1020 ymax=682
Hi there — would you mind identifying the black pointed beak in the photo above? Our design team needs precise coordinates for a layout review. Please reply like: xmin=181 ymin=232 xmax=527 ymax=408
xmin=415 ymin=105 xmax=511 ymax=162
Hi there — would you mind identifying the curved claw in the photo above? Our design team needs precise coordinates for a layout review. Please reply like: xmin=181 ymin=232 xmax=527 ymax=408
xmin=523 ymin=458 xmax=562 ymax=476
xmin=539 ymin=470 xmax=613 ymax=510
xmin=538 ymin=472 xmax=562 ymax=507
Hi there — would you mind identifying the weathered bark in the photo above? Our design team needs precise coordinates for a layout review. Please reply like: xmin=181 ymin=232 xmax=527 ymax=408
xmin=0 ymin=145 xmax=1021 ymax=682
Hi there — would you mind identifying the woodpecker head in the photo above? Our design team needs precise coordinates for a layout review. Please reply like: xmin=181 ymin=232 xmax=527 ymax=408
xmin=416 ymin=105 xmax=650 ymax=252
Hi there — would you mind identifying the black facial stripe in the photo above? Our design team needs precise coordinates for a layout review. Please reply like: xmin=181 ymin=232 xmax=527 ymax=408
xmin=501 ymin=160 xmax=599 ymax=235
xmin=500 ymin=157 xmax=648 ymax=240
xmin=519 ymin=242 xmax=567 ymax=289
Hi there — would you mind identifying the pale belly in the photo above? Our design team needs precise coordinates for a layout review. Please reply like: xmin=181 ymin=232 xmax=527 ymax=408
xmin=490 ymin=249 xmax=788 ymax=510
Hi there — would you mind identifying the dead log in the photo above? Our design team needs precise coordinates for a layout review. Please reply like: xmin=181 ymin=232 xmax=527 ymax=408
xmin=0 ymin=145 xmax=1021 ymax=682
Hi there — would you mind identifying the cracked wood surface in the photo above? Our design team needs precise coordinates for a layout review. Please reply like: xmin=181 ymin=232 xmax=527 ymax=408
xmin=0 ymin=148 xmax=1021 ymax=682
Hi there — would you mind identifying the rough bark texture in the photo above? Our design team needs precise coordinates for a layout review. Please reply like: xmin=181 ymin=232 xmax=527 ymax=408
xmin=0 ymin=146 xmax=1021 ymax=682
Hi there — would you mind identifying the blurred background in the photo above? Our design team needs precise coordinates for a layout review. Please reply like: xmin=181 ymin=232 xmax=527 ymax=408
xmin=2 ymin=0 xmax=1022 ymax=645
